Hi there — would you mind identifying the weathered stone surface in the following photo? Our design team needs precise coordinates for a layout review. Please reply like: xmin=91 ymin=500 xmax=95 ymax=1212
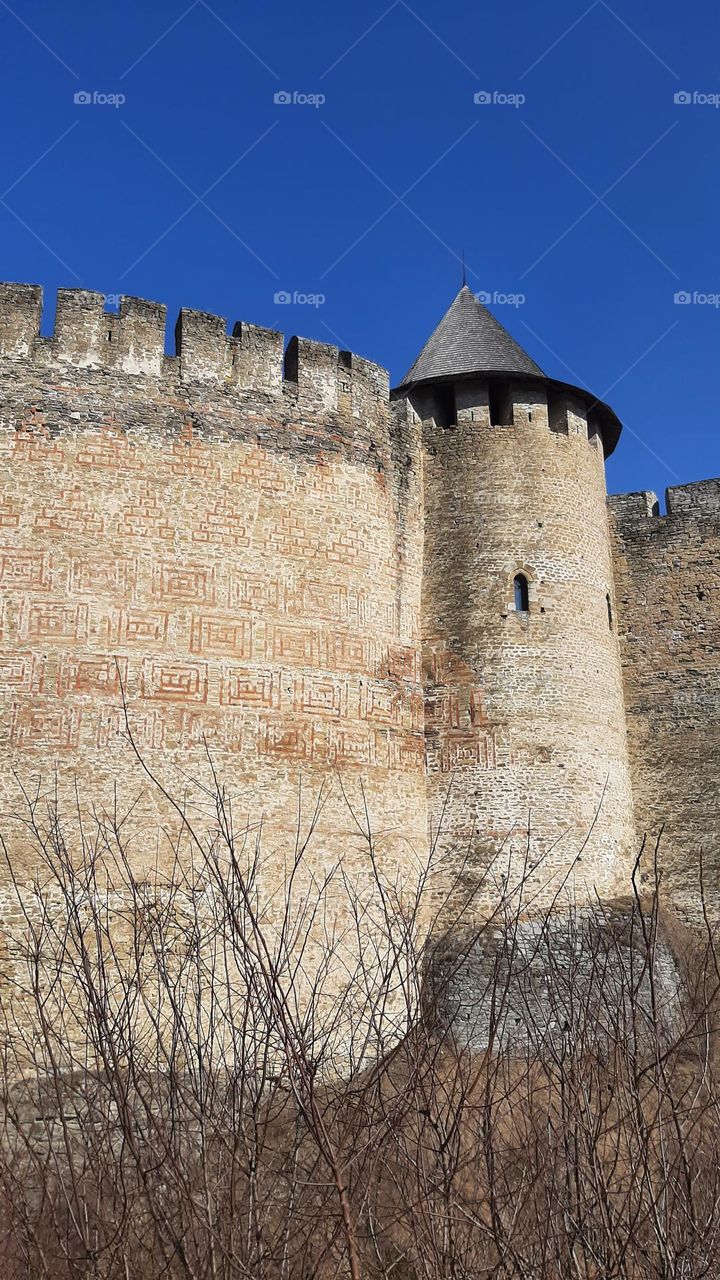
xmin=0 ymin=286 xmax=427 ymax=1018
xmin=609 ymin=485 xmax=720 ymax=925
xmin=430 ymin=899 xmax=684 ymax=1052
xmin=417 ymin=378 xmax=636 ymax=911
xmin=0 ymin=279 xmax=717 ymax=1018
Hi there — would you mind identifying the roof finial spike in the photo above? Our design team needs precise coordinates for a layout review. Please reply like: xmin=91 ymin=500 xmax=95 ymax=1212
xmin=461 ymin=249 xmax=467 ymax=288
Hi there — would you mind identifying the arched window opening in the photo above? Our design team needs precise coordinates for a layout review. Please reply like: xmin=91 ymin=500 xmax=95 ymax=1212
xmin=606 ymin=592 xmax=614 ymax=631
xmin=514 ymin=573 xmax=529 ymax=613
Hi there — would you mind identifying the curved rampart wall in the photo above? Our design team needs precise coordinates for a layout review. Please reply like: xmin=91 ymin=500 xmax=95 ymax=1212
xmin=0 ymin=287 xmax=427 ymax=987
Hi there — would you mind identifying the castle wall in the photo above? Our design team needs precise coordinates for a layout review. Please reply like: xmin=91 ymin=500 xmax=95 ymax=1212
xmin=6 ymin=277 xmax=719 ymax=994
xmin=609 ymin=483 xmax=720 ymax=923
xmin=417 ymin=382 xmax=636 ymax=910
xmin=0 ymin=288 xmax=427 ymax=996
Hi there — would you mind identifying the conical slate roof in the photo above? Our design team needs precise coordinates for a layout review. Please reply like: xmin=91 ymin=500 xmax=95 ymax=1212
xmin=391 ymin=284 xmax=623 ymax=456
xmin=396 ymin=285 xmax=545 ymax=391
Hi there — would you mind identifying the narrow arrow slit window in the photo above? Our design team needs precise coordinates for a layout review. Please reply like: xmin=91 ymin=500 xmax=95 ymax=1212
xmin=514 ymin=574 xmax=529 ymax=613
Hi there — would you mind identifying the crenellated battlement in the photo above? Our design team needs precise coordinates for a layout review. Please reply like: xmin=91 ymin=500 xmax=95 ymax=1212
xmin=0 ymin=283 xmax=389 ymax=415
xmin=609 ymin=479 xmax=720 ymax=524
xmin=607 ymin=491 xmax=661 ymax=521
xmin=667 ymin=479 xmax=720 ymax=518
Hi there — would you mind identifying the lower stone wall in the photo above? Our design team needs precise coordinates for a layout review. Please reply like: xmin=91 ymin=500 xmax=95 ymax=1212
xmin=431 ymin=898 xmax=685 ymax=1052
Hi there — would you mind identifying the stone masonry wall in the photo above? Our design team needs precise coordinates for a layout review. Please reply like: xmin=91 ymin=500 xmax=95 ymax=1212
xmin=0 ymin=285 xmax=428 ymax=1013
xmin=6 ymin=274 xmax=720 ymax=1028
xmin=416 ymin=379 xmax=636 ymax=912
xmin=609 ymin=483 xmax=720 ymax=925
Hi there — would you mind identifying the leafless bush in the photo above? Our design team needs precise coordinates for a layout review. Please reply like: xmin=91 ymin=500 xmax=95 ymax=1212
xmin=0 ymin=755 xmax=719 ymax=1279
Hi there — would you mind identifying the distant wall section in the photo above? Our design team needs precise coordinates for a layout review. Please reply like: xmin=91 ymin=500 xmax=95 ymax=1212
xmin=609 ymin=482 xmax=720 ymax=923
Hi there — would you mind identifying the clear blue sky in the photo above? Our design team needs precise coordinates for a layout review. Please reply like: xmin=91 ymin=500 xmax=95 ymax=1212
xmin=0 ymin=0 xmax=717 ymax=501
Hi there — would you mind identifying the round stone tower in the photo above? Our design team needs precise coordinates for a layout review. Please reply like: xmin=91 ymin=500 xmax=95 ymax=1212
xmin=392 ymin=286 xmax=636 ymax=909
